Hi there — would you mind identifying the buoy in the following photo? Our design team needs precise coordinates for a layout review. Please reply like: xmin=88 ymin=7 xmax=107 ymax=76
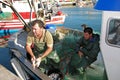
xmin=57 ymin=11 xmax=62 ymax=15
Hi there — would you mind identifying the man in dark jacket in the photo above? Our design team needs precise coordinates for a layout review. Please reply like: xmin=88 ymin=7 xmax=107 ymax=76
xmin=76 ymin=27 xmax=100 ymax=73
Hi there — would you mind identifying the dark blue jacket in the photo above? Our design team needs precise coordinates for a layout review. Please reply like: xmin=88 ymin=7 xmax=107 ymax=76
xmin=77 ymin=34 xmax=100 ymax=60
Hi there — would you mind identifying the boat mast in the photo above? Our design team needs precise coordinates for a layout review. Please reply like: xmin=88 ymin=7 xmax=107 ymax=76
xmin=27 ymin=0 xmax=33 ymax=22
xmin=31 ymin=0 xmax=38 ymax=19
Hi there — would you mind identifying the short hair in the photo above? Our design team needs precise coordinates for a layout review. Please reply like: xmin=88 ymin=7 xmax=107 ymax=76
xmin=31 ymin=19 xmax=45 ymax=28
xmin=84 ymin=27 xmax=93 ymax=34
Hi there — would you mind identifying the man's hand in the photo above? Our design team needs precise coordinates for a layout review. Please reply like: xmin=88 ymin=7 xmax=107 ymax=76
xmin=78 ymin=51 xmax=83 ymax=58
xmin=35 ymin=57 xmax=42 ymax=67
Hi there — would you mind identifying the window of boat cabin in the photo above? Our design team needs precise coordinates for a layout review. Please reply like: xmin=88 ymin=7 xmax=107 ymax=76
xmin=107 ymin=19 xmax=120 ymax=47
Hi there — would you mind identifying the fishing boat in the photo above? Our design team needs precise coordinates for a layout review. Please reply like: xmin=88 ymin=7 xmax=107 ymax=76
xmin=0 ymin=0 xmax=65 ymax=38
xmin=94 ymin=0 xmax=120 ymax=80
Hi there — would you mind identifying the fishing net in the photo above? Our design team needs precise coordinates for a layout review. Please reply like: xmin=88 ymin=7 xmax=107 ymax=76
xmin=41 ymin=28 xmax=106 ymax=80
xmin=52 ymin=31 xmax=82 ymax=77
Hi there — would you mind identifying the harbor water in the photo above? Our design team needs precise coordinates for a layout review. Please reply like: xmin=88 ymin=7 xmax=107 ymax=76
xmin=61 ymin=6 xmax=102 ymax=33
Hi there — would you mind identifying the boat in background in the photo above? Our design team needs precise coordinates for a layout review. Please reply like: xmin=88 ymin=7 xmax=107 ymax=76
xmin=0 ymin=0 xmax=65 ymax=38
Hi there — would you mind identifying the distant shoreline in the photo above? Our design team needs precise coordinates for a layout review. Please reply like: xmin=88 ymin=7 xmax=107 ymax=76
xmin=60 ymin=1 xmax=94 ymax=8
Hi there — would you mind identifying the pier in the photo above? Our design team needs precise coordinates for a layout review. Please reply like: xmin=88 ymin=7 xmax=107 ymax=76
xmin=0 ymin=64 xmax=21 ymax=80
xmin=0 ymin=47 xmax=21 ymax=80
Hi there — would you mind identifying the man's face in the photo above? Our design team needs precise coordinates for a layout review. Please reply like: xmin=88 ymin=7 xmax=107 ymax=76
xmin=84 ymin=32 xmax=92 ymax=40
xmin=32 ymin=23 xmax=42 ymax=37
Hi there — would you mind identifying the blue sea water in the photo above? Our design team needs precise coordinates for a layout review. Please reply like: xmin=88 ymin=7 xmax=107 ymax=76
xmin=60 ymin=6 xmax=102 ymax=33
xmin=0 ymin=48 xmax=15 ymax=73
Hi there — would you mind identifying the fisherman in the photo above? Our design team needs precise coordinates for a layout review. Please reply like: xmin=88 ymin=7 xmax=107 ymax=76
xmin=37 ymin=9 xmax=45 ymax=23
xmin=26 ymin=20 xmax=53 ymax=72
xmin=71 ymin=27 xmax=100 ymax=74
